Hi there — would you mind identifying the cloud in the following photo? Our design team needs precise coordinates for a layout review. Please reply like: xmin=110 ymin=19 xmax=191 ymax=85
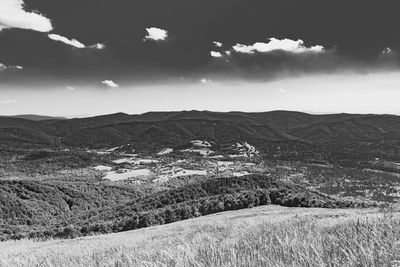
xmin=48 ymin=34 xmax=85 ymax=48
xmin=210 ymin=51 xmax=223 ymax=58
xmin=202 ymin=46 xmax=350 ymax=82
xmin=144 ymin=27 xmax=168 ymax=41
xmin=200 ymin=78 xmax=212 ymax=84
xmin=232 ymin=38 xmax=324 ymax=54
xmin=0 ymin=0 xmax=53 ymax=32
xmin=67 ymin=86 xmax=75 ymax=90
xmin=0 ymin=99 xmax=18 ymax=104
xmin=376 ymin=47 xmax=399 ymax=68
xmin=213 ymin=41 xmax=223 ymax=48
xmin=0 ymin=62 xmax=23 ymax=71
xmin=89 ymin=43 xmax=106 ymax=49
xmin=101 ymin=80 xmax=119 ymax=88
xmin=48 ymin=34 xmax=105 ymax=49
xmin=382 ymin=47 xmax=392 ymax=54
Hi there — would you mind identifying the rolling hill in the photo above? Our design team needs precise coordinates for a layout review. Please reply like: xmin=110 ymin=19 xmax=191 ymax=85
xmin=2 ymin=111 xmax=400 ymax=158
xmin=1 ymin=205 xmax=398 ymax=267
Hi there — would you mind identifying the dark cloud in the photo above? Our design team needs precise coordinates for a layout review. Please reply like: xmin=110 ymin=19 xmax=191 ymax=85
xmin=0 ymin=0 xmax=400 ymax=86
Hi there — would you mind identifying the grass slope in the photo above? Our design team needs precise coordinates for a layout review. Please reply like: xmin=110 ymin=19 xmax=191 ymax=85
xmin=0 ymin=205 xmax=399 ymax=267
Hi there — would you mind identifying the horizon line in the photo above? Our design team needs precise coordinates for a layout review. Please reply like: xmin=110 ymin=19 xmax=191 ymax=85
xmin=2 ymin=109 xmax=400 ymax=120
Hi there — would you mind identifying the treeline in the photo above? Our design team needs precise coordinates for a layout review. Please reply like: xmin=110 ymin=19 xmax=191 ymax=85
xmin=0 ymin=175 xmax=371 ymax=241
xmin=27 ymin=175 xmax=364 ymax=240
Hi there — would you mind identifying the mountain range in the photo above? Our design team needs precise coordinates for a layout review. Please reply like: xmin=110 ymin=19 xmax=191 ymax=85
xmin=1 ymin=110 xmax=400 ymax=157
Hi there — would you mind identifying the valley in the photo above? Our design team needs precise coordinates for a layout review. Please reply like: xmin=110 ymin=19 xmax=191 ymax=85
xmin=1 ymin=110 xmax=400 ymax=242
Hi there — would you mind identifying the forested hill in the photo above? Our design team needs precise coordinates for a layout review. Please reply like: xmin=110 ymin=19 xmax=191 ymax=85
xmin=2 ymin=110 xmax=400 ymax=155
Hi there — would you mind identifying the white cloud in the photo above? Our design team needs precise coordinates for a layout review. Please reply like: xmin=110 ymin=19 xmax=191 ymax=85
xmin=210 ymin=51 xmax=223 ymax=58
xmin=232 ymin=44 xmax=254 ymax=54
xmin=48 ymin=34 xmax=105 ymax=50
xmin=67 ymin=86 xmax=75 ymax=90
xmin=213 ymin=41 xmax=223 ymax=47
xmin=48 ymin=34 xmax=85 ymax=48
xmin=102 ymin=80 xmax=119 ymax=88
xmin=200 ymin=78 xmax=212 ymax=84
xmin=0 ymin=62 xmax=23 ymax=71
xmin=89 ymin=43 xmax=106 ymax=49
xmin=382 ymin=47 xmax=392 ymax=54
xmin=232 ymin=38 xmax=324 ymax=54
xmin=0 ymin=99 xmax=18 ymax=104
xmin=0 ymin=0 xmax=53 ymax=32
xmin=144 ymin=27 xmax=168 ymax=41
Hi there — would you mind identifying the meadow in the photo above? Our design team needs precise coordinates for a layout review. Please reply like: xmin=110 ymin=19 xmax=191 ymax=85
xmin=1 ymin=205 xmax=399 ymax=267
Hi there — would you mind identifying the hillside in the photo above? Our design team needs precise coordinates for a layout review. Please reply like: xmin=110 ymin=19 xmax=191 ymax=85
xmin=1 ymin=110 xmax=400 ymax=244
xmin=1 ymin=205 xmax=399 ymax=267
xmin=0 ymin=174 xmax=359 ymax=241
xmin=2 ymin=110 xmax=400 ymax=156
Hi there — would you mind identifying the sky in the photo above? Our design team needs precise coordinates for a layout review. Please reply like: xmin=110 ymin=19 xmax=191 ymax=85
xmin=1 ymin=0 xmax=400 ymax=117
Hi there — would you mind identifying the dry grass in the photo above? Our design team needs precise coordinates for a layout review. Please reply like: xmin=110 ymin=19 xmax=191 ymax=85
xmin=1 ymin=205 xmax=400 ymax=267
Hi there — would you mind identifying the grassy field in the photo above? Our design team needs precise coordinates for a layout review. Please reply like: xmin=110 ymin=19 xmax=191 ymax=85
xmin=1 ymin=205 xmax=400 ymax=267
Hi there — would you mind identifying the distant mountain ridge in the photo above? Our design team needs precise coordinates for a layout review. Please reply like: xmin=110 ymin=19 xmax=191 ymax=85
xmin=1 ymin=111 xmax=400 ymax=155
xmin=1 ymin=114 xmax=67 ymax=121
